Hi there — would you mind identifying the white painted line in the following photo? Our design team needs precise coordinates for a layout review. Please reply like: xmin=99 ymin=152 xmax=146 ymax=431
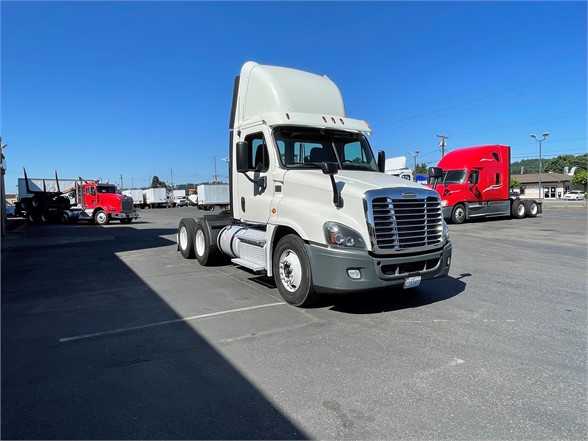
xmin=59 ymin=302 xmax=285 ymax=343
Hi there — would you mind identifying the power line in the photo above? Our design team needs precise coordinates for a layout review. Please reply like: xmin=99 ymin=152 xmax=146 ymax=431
xmin=366 ymin=49 xmax=584 ymax=122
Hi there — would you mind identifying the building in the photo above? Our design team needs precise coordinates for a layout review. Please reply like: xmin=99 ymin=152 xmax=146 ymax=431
xmin=513 ymin=172 xmax=573 ymax=199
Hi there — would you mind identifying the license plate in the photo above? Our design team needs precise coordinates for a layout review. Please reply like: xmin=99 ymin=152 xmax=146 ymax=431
xmin=403 ymin=275 xmax=421 ymax=289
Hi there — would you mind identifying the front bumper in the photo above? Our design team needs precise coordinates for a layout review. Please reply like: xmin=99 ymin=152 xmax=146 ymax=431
xmin=111 ymin=211 xmax=140 ymax=220
xmin=305 ymin=241 xmax=452 ymax=294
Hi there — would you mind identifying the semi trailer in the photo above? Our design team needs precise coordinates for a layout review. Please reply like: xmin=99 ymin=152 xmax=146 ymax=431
xmin=429 ymin=145 xmax=542 ymax=224
xmin=177 ymin=61 xmax=452 ymax=306
xmin=17 ymin=170 xmax=138 ymax=225
xmin=122 ymin=189 xmax=144 ymax=208
xmin=142 ymin=187 xmax=167 ymax=208
xmin=195 ymin=184 xmax=230 ymax=211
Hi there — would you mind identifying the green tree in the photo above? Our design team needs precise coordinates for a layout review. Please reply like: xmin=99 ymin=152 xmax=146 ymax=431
xmin=571 ymin=170 xmax=587 ymax=189
xmin=510 ymin=177 xmax=520 ymax=189
xmin=151 ymin=175 xmax=167 ymax=188
xmin=415 ymin=162 xmax=429 ymax=175
xmin=544 ymin=154 xmax=587 ymax=173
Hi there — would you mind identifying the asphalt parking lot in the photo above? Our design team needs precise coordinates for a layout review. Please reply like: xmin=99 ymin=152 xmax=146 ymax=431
xmin=2 ymin=205 xmax=587 ymax=440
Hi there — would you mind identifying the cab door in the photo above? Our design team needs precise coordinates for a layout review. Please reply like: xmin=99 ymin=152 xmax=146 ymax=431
xmin=233 ymin=128 xmax=274 ymax=223
xmin=84 ymin=185 xmax=97 ymax=208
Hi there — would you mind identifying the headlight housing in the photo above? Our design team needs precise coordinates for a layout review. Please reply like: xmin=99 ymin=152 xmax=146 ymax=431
xmin=324 ymin=222 xmax=366 ymax=249
xmin=442 ymin=219 xmax=450 ymax=242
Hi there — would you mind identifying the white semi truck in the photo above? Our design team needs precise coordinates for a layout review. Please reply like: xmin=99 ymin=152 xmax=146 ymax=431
xmin=177 ymin=62 xmax=452 ymax=306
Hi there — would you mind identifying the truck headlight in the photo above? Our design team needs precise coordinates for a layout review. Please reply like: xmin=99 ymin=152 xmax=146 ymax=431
xmin=324 ymin=222 xmax=365 ymax=249
xmin=442 ymin=220 xmax=450 ymax=241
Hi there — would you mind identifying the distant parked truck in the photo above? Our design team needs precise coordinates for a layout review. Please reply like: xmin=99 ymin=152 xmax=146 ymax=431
xmin=429 ymin=145 xmax=542 ymax=223
xmin=17 ymin=169 xmax=138 ymax=225
xmin=170 ymin=189 xmax=187 ymax=207
xmin=142 ymin=187 xmax=167 ymax=208
xmin=195 ymin=184 xmax=229 ymax=210
xmin=384 ymin=156 xmax=414 ymax=181
xmin=122 ymin=189 xmax=145 ymax=208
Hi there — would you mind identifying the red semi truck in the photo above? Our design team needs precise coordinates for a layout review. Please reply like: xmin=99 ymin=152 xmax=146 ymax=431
xmin=17 ymin=170 xmax=138 ymax=225
xmin=429 ymin=145 xmax=541 ymax=224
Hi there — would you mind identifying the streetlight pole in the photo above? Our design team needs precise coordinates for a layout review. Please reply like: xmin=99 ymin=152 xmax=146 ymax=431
xmin=530 ymin=132 xmax=549 ymax=199
xmin=408 ymin=150 xmax=420 ymax=172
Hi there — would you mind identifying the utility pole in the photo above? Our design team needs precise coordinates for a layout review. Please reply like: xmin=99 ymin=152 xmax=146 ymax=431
xmin=213 ymin=156 xmax=219 ymax=183
xmin=408 ymin=150 xmax=420 ymax=171
xmin=170 ymin=168 xmax=174 ymax=190
xmin=437 ymin=134 xmax=449 ymax=158
xmin=120 ymin=174 xmax=124 ymax=191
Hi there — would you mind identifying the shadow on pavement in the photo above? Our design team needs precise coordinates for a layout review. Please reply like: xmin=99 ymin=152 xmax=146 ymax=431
xmin=1 ymin=222 xmax=307 ymax=439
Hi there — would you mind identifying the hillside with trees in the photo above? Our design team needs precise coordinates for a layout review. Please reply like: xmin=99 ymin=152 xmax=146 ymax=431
xmin=511 ymin=153 xmax=586 ymax=175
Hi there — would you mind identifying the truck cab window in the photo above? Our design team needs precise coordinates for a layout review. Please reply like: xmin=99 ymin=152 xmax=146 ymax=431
xmin=244 ymin=133 xmax=269 ymax=172
xmin=274 ymin=126 xmax=377 ymax=171
xmin=443 ymin=170 xmax=466 ymax=184
xmin=86 ymin=187 xmax=96 ymax=196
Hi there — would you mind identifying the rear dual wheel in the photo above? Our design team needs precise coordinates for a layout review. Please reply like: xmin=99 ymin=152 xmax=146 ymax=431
xmin=177 ymin=219 xmax=222 ymax=265
xmin=511 ymin=200 xmax=526 ymax=219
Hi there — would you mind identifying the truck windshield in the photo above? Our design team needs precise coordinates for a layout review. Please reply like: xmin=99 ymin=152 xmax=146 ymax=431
xmin=97 ymin=185 xmax=117 ymax=194
xmin=443 ymin=170 xmax=467 ymax=184
xmin=274 ymin=127 xmax=378 ymax=171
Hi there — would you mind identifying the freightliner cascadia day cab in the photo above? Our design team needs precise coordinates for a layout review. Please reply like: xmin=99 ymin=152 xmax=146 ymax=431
xmin=177 ymin=62 xmax=452 ymax=306
xmin=429 ymin=145 xmax=542 ymax=224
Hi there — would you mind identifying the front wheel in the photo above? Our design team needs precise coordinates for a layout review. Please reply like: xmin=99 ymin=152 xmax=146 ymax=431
xmin=94 ymin=210 xmax=110 ymax=225
xmin=451 ymin=204 xmax=466 ymax=224
xmin=272 ymin=235 xmax=319 ymax=307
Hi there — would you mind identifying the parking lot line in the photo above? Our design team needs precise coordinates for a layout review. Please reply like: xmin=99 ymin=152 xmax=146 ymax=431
xmin=59 ymin=302 xmax=286 ymax=343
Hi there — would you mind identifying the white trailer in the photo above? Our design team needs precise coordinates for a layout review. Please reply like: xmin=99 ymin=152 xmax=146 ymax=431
xmin=122 ymin=189 xmax=145 ymax=208
xmin=385 ymin=156 xmax=414 ymax=181
xmin=142 ymin=188 xmax=167 ymax=208
xmin=195 ymin=184 xmax=229 ymax=210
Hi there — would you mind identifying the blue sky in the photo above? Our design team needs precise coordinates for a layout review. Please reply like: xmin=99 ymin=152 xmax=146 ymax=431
xmin=2 ymin=1 xmax=586 ymax=191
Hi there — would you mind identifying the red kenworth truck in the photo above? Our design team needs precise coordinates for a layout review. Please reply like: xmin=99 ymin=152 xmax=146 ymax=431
xmin=17 ymin=169 xmax=139 ymax=225
xmin=429 ymin=145 xmax=541 ymax=224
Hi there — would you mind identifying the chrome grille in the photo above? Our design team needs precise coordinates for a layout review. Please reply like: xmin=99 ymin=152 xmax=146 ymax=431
xmin=366 ymin=189 xmax=443 ymax=253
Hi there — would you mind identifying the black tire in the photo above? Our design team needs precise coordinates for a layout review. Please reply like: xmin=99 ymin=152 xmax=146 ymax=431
xmin=524 ymin=200 xmax=538 ymax=218
xmin=511 ymin=200 xmax=526 ymax=219
xmin=94 ymin=209 xmax=110 ymax=225
xmin=178 ymin=219 xmax=197 ymax=259
xmin=20 ymin=198 xmax=32 ymax=211
xmin=120 ymin=218 xmax=133 ymax=224
xmin=40 ymin=211 xmax=52 ymax=223
xmin=451 ymin=204 xmax=466 ymax=224
xmin=194 ymin=220 xmax=223 ymax=265
xmin=31 ymin=195 xmax=43 ymax=209
xmin=272 ymin=234 xmax=319 ymax=307
xmin=61 ymin=211 xmax=71 ymax=224
xmin=28 ymin=211 xmax=41 ymax=224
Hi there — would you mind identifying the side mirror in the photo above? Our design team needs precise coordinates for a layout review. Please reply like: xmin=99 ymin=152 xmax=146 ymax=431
xmin=236 ymin=141 xmax=249 ymax=173
xmin=377 ymin=150 xmax=386 ymax=173
xmin=428 ymin=167 xmax=443 ymax=190
xmin=428 ymin=167 xmax=443 ymax=179
xmin=469 ymin=173 xmax=479 ymax=185
xmin=321 ymin=162 xmax=338 ymax=175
